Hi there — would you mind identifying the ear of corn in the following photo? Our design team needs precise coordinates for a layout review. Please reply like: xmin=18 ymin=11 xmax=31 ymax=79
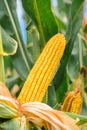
xmin=61 ymin=89 xmax=82 ymax=114
xmin=69 ymin=92 xmax=82 ymax=114
xmin=18 ymin=33 xmax=66 ymax=104
xmin=61 ymin=91 xmax=74 ymax=112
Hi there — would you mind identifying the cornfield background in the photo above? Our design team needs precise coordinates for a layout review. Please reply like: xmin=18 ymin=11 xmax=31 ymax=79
xmin=0 ymin=0 xmax=87 ymax=129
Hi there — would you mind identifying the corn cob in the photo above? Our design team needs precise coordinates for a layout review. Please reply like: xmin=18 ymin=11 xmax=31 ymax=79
xmin=18 ymin=33 xmax=66 ymax=104
xmin=62 ymin=89 xmax=82 ymax=114
xmin=61 ymin=91 xmax=74 ymax=112
xmin=69 ymin=91 xmax=82 ymax=114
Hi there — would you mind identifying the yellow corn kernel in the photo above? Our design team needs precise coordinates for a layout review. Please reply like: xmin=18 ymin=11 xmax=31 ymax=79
xmin=61 ymin=91 xmax=74 ymax=112
xmin=69 ymin=91 xmax=82 ymax=114
xmin=18 ymin=33 xmax=66 ymax=104
xmin=62 ymin=89 xmax=82 ymax=114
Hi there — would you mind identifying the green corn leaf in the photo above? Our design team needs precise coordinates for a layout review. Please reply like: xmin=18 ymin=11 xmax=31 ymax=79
xmin=0 ymin=118 xmax=29 ymax=130
xmin=0 ymin=26 xmax=17 ymax=56
xmin=53 ymin=0 xmax=84 ymax=89
xmin=65 ymin=112 xmax=87 ymax=125
xmin=22 ymin=0 xmax=58 ymax=46
xmin=0 ymin=0 xmax=33 ymax=80
xmin=0 ymin=29 xmax=5 ymax=83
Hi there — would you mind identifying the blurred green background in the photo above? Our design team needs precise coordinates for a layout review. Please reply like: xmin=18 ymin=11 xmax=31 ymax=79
xmin=0 ymin=0 xmax=87 ymax=129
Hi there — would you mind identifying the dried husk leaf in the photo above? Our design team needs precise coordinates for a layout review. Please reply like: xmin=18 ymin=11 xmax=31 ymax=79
xmin=0 ymin=95 xmax=18 ymax=109
xmin=0 ymin=82 xmax=80 ymax=130
xmin=0 ymin=82 xmax=11 ymax=97
xmin=22 ymin=102 xmax=79 ymax=130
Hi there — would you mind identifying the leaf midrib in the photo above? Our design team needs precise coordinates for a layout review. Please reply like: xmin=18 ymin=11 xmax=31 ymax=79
xmin=34 ymin=0 xmax=46 ymax=45
xmin=3 ymin=0 xmax=30 ymax=71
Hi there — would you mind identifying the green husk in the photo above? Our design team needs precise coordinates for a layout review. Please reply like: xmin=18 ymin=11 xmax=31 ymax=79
xmin=0 ymin=102 xmax=18 ymax=118
xmin=0 ymin=117 xmax=29 ymax=130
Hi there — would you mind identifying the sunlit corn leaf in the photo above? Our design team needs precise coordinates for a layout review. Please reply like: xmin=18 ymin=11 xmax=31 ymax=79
xmin=27 ymin=28 xmax=40 ymax=62
xmin=0 ymin=0 xmax=33 ymax=80
xmin=83 ymin=92 xmax=87 ymax=107
xmin=0 ymin=29 xmax=5 ymax=82
xmin=65 ymin=112 xmax=87 ymax=125
xmin=22 ymin=0 xmax=58 ymax=46
xmin=53 ymin=0 xmax=84 ymax=89
xmin=0 ymin=26 xmax=17 ymax=56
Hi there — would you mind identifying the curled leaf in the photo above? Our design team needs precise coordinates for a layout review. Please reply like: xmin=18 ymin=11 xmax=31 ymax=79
xmin=0 ymin=27 xmax=18 ymax=56
xmin=0 ymin=102 xmax=18 ymax=118
xmin=0 ymin=95 xmax=18 ymax=110
xmin=0 ymin=82 xmax=11 ymax=97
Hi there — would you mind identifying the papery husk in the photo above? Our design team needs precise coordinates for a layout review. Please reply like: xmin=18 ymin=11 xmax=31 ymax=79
xmin=0 ymin=82 xmax=80 ymax=130
xmin=0 ymin=96 xmax=18 ymax=118
xmin=22 ymin=102 xmax=79 ymax=130
xmin=0 ymin=82 xmax=11 ymax=97
xmin=0 ymin=82 xmax=19 ymax=109
xmin=0 ymin=99 xmax=80 ymax=130
xmin=0 ymin=95 xmax=18 ymax=109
